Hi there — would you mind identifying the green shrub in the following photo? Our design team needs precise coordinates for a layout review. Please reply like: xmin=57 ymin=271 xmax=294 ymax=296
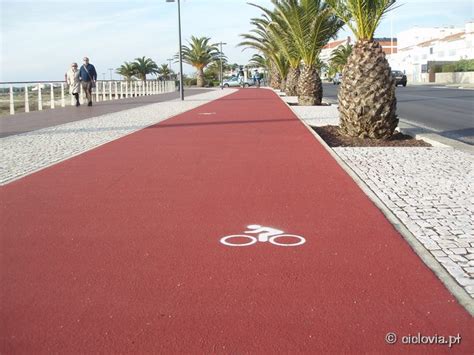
xmin=184 ymin=78 xmax=197 ymax=86
xmin=442 ymin=64 xmax=456 ymax=72
xmin=439 ymin=59 xmax=474 ymax=73
xmin=432 ymin=65 xmax=443 ymax=73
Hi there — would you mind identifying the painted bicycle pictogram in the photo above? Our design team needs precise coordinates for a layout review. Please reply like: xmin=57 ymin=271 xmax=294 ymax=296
xmin=220 ymin=224 xmax=306 ymax=247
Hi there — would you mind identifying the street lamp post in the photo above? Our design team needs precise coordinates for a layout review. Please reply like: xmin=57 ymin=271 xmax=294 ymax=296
xmin=166 ymin=0 xmax=184 ymax=101
xmin=218 ymin=42 xmax=227 ymax=89
xmin=108 ymin=68 xmax=114 ymax=80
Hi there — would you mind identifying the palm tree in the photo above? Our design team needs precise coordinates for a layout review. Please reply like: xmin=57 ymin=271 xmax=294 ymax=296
xmin=268 ymin=0 xmax=343 ymax=105
xmin=116 ymin=62 xmax=136 ymax=81
xmin=248 ymin=54 xmax=267 ymax=69
xmin=180 ymin=36 xmax=221 ymax=87
xmin=132 ymin=56 xmax=159 ymax=81
xmin=157 ymin=64 xmax=173 ymax=80
xmin=239 ymin=15 xmax=289 ymax=91
xmin=327 ymin=0 xmax=398 ymax=138
xmin=249 ymin=2 xmax=302 ymax=96
xmin=329 ymin=43 xmax=352 ymax=73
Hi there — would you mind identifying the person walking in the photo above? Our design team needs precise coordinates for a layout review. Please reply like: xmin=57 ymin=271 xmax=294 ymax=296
xmin=79 ymin=57 xmax=97 ymax=106
xmin=238 ymin=66 xmax=245 ymax=88
xmin=253 ymin=69 xmax=261 ymax=88
xmin=66 ymin=63 xmax=81 ymax=107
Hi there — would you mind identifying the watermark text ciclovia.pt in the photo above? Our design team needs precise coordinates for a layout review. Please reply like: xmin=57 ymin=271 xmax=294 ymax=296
xmin=385 ymin=332 xmax=461 ymax=347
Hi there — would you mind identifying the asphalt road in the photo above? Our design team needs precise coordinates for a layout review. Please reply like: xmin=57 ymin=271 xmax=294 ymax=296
xmin=322 ymin=84 xmax=474 ymax=145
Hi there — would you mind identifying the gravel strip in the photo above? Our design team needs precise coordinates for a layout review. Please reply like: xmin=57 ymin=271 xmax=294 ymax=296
xmin=1 ymin=89 xmax=237 ymax=185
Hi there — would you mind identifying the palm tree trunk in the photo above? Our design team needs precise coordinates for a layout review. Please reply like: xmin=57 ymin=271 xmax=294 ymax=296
xmin=338 ymin=40 xmax=398 ymax=139
xmin=285 ymin=67 xmax=300 ymax=96
xmin=297 ymin=64 xmax=322 ymax=106
xmin=270 ymin=62 xmax=281 ymax=89
xmin=196 ymin=68 xmax=205 ymax=87
xmin=280 ymin=78 xmax=286 ymax=92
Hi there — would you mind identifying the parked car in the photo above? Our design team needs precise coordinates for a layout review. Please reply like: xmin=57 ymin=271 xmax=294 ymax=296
xmin=332 ymin=72 xmax=343 ymax=85
xmin=223 ymin=77 xmax=254 ymax=88
xmin=392 ymin=70 xmax=407 ymax=87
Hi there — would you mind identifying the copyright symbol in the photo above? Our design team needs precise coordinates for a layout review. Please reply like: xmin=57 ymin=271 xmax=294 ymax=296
xmin=385 ymin=332 xmax=397 ymax=344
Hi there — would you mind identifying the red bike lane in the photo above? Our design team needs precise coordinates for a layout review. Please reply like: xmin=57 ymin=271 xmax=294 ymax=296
xmin=1 ymin=89 xmax=472 ymax=353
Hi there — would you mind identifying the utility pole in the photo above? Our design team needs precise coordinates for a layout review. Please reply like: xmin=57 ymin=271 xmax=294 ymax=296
xmin=166 ymin=0 xmax=184 ymax=100
xmin=218 ymin=42 xmax=227 ymax=89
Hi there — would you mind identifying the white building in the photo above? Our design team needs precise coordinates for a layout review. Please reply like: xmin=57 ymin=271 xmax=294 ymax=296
xmin=320 ymin=36 xmax=397 ymax=79
xmin=387 ymin=22 xmax=474 ymax=83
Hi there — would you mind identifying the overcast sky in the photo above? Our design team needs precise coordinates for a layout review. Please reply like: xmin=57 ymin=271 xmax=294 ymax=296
xmin=1 ymin=0 xmax=473 ymax=82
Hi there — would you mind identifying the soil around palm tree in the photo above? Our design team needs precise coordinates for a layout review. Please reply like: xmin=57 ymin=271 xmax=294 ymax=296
xmin=313 ymin=125 xmax=431 ymax=147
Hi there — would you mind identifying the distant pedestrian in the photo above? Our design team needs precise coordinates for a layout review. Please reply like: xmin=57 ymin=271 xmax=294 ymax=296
xmin=66 ymin=62 xmax=81 ymax=107
xmin=79 ymin=57 xmax=97 ymax=106
xmin=253 ymin=69 xmax=261 ymax=88
xmin=238 ymin=66 xmax=245 ymax=87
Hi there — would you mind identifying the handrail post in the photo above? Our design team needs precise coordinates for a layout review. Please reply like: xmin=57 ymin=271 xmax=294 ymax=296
xmin=120 ymin=81 xmax=123 ymax=99
xmin=125 ymin=81 xmax=129 ymax=98
xmin=102 ymin=81 xmax=106 ymax=101
xmin=24 ymin=84 xmax=30 ymax=112
xmin=109 ymin=81 xmax=112 ymax=100
xmin=9 ymin=85 xmax=14 ymax=115
xmin=38 ymin=84 xmax=43 ymax=111
xmin=61 ymin=83 xmax=65 ymax=107
xmin=50 ymin=83 xmax=55 ymax=109
xmin=96 ymin=81 xmax=100 ymax=102
xmin=114 ymin=81 xmax=118 ymax=99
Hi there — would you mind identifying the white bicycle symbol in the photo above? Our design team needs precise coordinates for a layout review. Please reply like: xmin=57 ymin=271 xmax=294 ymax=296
xmin=220 ymin=224 xmax=306 ymax=247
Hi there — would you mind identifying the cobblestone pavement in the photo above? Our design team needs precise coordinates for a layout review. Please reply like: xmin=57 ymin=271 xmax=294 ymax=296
xmin=288 ymin=102 xmax=339 ymax=126
xmin=1 ymin=89 xmax=236 ymax=185
xmin=286 ymin=98 xmax=474 ymax=298
xmin=334 ymin=147 xmax=474 ymax=297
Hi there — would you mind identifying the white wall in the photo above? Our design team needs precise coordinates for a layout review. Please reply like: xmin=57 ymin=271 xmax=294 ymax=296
xmin=435 ymin=72 xmax=474 ymax=84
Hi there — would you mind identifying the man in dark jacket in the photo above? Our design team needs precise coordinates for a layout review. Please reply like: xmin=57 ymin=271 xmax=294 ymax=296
xmin=79 ymin=57 xmax=97 ymax=106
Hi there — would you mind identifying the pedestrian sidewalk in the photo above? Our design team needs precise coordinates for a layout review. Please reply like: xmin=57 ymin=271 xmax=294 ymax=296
xmin=0 ymin=88 xmax=212 ymax=138
xmin=0 ymin=89 xmax=236 ymax=185
xmin=1 ymin=88 xmax=472 ymax=353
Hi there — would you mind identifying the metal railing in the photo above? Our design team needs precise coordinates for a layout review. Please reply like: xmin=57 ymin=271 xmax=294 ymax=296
xmin=0 ymin=80 xmax=177 ymax=116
